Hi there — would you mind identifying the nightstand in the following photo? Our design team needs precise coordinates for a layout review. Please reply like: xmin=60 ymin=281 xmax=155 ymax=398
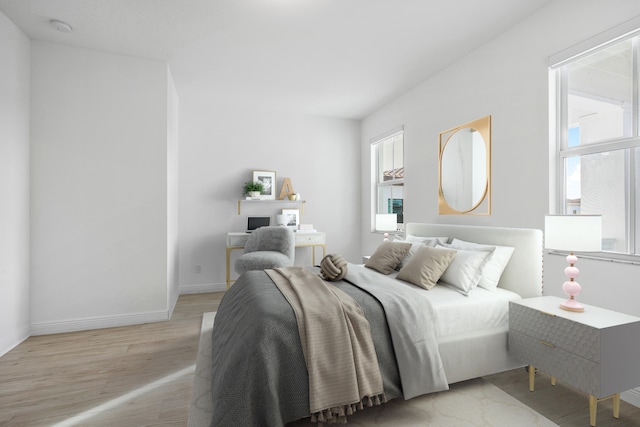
xmin=509 ymin=296 xmax=640 ymax=426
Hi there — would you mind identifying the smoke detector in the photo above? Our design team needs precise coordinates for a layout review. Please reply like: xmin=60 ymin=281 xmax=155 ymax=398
xmin=50 ymin=19 xmax=72 ymax=33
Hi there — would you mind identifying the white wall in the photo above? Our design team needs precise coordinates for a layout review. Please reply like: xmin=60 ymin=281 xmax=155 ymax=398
xmin=361 ymin=0 xmax=640 ymax=316
xmin=167 ymin=67 xmax=180 ymax=313
xmin=178 ymin=96 xmax=360 ymax=293
xmin=30 ymin=41 xmax=176 ymax=334
xmin=0 ymin=12 xmax=30 ymax=356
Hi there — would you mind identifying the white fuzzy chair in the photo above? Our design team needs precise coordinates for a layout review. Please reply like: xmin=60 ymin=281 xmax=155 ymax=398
xmin=235 ymin=226 xmax=295 ymax=274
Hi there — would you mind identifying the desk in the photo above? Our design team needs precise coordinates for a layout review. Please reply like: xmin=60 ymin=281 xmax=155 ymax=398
xmin=226 ymin=231 xmax=326 ymax=288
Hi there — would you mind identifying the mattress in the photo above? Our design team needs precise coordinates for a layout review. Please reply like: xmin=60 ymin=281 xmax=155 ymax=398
xmin=387 ymin=271 xmax=522 ymax=338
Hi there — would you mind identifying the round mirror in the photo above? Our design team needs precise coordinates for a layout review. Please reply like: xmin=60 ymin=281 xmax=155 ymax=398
xmin=438 ymin=116 xmax=491 ymax=215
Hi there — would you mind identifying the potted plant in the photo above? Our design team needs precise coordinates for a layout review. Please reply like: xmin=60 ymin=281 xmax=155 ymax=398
xmin=242 ymin=181 xmax=264 ymax=198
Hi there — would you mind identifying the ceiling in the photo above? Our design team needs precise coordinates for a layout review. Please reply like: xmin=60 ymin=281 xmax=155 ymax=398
xmin=0 ymin=0 xmax=552 ymax=119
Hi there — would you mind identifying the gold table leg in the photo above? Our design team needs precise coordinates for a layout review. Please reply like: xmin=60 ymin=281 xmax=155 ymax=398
xmin=588 ymin=393 xmax=620 ymax=427
xmin=589 ymin=395 xmax=597 ymax=427
xmin=528 ymin=365 xmax=535 ymax=392
xmin=613 ymin=393 xmax=620 ymax=419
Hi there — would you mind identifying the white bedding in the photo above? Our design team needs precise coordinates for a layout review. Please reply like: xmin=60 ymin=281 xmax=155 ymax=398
xmin=395 ymin=223 xmax=544 ymax=385
xmin=346 ymin=264 xmax=449 ymax=399
xmin=390 ymin=268 xmax=521 ymax=337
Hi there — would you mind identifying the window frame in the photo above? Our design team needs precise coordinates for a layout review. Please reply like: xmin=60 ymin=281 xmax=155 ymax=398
xmin=370 ymin=126 xmax=404 ymax=233
xmin=551 ymin=26 xmax=640 ymax=261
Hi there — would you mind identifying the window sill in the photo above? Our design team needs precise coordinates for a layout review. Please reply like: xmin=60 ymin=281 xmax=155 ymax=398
xmin=547 ymin=250 xmax=640 ymax=266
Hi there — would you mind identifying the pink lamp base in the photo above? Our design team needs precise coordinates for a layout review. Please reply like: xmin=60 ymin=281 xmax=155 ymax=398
xmin=560 ymin=257 xmax=585 ymax=313
xmin=560 ymin=296 xmax=584 ymax=312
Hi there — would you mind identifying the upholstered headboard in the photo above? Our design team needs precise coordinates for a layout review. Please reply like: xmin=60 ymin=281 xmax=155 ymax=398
xmin=404 ymin=223 xmax=543 ymax=298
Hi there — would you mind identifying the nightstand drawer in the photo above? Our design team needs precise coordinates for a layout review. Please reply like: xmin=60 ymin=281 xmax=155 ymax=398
xmin=295 ymin=233 xmax=325 ymax=245
xmin=509 ymin=330 xmax=601 ymax=395
xmin=509 ymin=301 xmax=600 ymax=362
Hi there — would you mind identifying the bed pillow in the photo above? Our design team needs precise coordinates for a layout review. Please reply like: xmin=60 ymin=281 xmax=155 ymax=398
xmin=365 ymin=241 xmax=412 ymax=274
xmin=393 ymin=235 xmax=449 ymax=269
xmin=436 ymin=244 xmax=494 ymax=295
xmin=450 ymin=238 xmax=515 ymax=291
xmin=397 ymin=246 xmax=457 ymax=290
xmin=394 ymin=242 xmax=431 ymax=270
xmin=395 ymin=234 xmax=449 ymax=245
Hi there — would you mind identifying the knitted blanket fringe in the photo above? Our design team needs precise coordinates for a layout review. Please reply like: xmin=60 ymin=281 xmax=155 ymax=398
xmin=310 ymin=393 xmax=388 ymax=425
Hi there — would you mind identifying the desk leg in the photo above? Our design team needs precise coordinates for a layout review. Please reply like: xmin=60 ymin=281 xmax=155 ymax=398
xmin=311 ymin=244 xmax=327 ymax=266
xmin=613 ymin=393 xmax=620 ymax=419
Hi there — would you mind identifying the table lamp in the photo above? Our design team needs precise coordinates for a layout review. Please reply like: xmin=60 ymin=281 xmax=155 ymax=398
xmin=375 ymin=214 xmax=397 ymax=241
xmin=544 ymin=215 xmax=602 ymax=312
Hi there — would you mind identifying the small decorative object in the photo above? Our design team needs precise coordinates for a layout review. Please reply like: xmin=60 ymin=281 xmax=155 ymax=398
xmin=544 ymin=215 xmax=602 ymax=312
xmin=253 ymin=170 xmax=276 ymax=200
xmin=288 ymin=194 xmax=297 ymax=201
xmin=278 ymin=178 xmax=295 ymax=200
xmin=242 ymin=181 xmax=264 ymax=199
xmin=276 ymin=214 xmax=287 ymax=226
xmin=297 ymin=224 xmax=316 ymax=233
xmin=319 ymin=254 xmax=348 ymax=281
xmin=282 ymin=208 xmax=300 ymax=230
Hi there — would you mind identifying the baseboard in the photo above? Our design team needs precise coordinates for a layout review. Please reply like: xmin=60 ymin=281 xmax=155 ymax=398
xmin=30 ymin=310 xmax=170 ymax=336
xmin=179 ymin=282 xmax=227 ymax=294
xmin=0 ymin=325 xmax=30 ymax=357
xmin=622 ymin=388 xmax=640 ymax=408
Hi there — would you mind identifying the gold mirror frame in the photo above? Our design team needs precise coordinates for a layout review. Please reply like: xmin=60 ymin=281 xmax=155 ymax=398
xmin=438 ymin=115 xmax=491 ymax=215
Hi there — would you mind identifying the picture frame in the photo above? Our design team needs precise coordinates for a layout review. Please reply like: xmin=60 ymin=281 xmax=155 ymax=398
xmin=282 ymin=208 xmax=300 ymax=230
xmin=253 ymin=170 xmax=276 ymax=200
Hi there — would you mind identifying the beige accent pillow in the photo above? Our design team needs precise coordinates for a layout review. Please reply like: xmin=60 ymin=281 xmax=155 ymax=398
xmin=365 ymin=241 xmax=412 ymax=274
xmin=397 ymin=246 xmax=457 ymax=290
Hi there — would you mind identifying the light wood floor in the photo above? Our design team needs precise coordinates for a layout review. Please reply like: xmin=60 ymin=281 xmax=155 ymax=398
xmin=1 ymin=292 xmax=639 ymax=426
xmin=0 ymin=292 xmax=224 ymax=427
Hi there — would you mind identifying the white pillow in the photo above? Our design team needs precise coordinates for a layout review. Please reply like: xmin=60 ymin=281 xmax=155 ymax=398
xmin=396 ymin=234 xmax=449 ymax=245
xmin=449 ymin=238 xmax=515 ymax=291
xmin=436 ymin=243 xmax=494 ymax=295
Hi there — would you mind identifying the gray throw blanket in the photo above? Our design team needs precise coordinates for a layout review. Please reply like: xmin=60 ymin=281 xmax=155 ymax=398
xmin=209 ymin=269 xmax=401 ymax=426
xmin=345 ymin=264 xmax=448 ymax=399
xmin=266 ymin=267 xmax=386 ymax=424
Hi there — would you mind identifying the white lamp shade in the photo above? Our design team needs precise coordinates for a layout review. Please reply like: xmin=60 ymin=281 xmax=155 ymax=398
xmin=375 ymin=214 xmax=397 ymax=232
xmin=544 ymin=215 xmax=602 ymax=251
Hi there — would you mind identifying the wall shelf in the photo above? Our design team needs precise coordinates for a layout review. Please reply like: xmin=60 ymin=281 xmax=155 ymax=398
xmin=237 ymin=199 xmax=306 ymax=215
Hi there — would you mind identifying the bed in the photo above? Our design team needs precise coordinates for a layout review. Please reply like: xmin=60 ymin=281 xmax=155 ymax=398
xmin=209 ymin=223 xmax=543 ymax=426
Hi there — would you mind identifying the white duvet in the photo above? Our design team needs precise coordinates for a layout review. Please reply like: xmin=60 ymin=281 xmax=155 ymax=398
xmin=345 ymin=264 xmax=521 ymax=400
xmin=345 ymin=264 xmax=449 ymax=399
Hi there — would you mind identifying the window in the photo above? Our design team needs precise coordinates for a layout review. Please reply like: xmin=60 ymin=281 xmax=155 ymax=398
xmin=371 ymin=128 xmax=404 ymax=232
xmin=552 ymin=30 xmax=640 ymax=256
